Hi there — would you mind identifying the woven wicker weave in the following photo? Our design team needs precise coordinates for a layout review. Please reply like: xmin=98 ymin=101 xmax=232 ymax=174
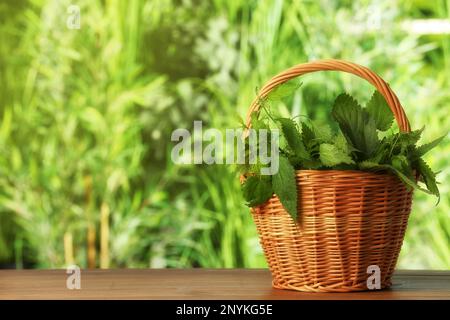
xmin=247 ymin=60 xmax=413 ymax=292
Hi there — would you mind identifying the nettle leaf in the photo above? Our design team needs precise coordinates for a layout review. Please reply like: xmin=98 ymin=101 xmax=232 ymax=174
xmin=368 ymin=139 xmax=390 ymax=164
xmin=266 ymin=80 xmax=302 ymax=102
xmin=312 ymin=122 xmax=333 ymax=142
xmin=332 ymin=93 xmax=380 ymax=159
xmin=272 ymin=155 xmax=298 ymax=221
xmin=334 ymin=132 xmax=348 ymax=153
xmin=394 ymin=127 xmax=425 ymax=154
xmin=319 ymin=143 xmax=354 ymax=167
xmin=365 ymin=90 xmax=394 ymax=131
xmin=416 ymin=158 xmax=439 ymax=197
xmin=414 ymin=133 xmax=447 ymax=159
xmin=364 ymin=163 xmax=431 ymax=194
xmin=383 ymin=164 xmax=423 ymax=192
xmin=242 ymin=175 xmax=273 ymax=207
xmin=242 ymin=89 xmax=442 ymax=211
xmin=301 ymin=122 xmax=317 ymax=152
xmin=391 ymin=154 xmax=412 ymax=175
xmin=250 ymin=112 xmax=269 ymax=130
xmin=358 ymin=160 xmax=380 ymax=170
xmin=405 ymin=127 xmax=425 ymax=144
xmin=277 ymin=118 xmax=310 ymax=160
xmin=334 ymin=132 xmax=357 ymax=154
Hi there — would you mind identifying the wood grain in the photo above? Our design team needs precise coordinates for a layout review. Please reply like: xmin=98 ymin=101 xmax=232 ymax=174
xmin=0 ymin=269 xmax=449 ymax=300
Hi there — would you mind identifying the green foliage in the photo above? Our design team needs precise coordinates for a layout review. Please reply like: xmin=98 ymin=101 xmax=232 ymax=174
xmin=414 ymin=134 xmax=447 ymax=159
xmin=277 ymin=118 xmax=310 ymax=160
xmin=241 ymin=176 xmax=273 ymax=207
xmin=417 ymin=158 xmax=439 ymax=197
xmin=312 ymin=123 xmax=333 ymax=142
xmin=266 ymin=80 xmax=302 ymax=102
xmin=241 ymin=89 xmax=444 ymax=223
xmin=334 ymin=132 xmax=355 ymax=155
xmin=365 ymin=91 xmax=394 ymax=131
xmin=301 ymin=122 xmax=317 ymax=153
xmin=272 ymin=156 xmax=298 ymax=221
xmin=331 ymin=93 xmax=380 ymax=159
xmin=319 ymin=143 xmax=354 ymax=167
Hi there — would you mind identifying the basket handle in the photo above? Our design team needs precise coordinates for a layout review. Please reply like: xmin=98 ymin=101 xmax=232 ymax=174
xmin=245 ymin=59 xmax=411 ymax=132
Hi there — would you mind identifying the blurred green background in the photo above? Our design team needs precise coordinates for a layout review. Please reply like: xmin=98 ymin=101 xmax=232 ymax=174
xmin=0 ymin=0 xmax=448 ymax=269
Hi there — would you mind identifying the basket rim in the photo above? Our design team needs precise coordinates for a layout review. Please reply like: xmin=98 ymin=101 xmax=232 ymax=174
xmin=294 ymin=168 xmax=392 ymax=175
xmin=241 ymin=168 xmax=401 ymax=184
xmin=293 ymin=168 xmax=403 ymax=182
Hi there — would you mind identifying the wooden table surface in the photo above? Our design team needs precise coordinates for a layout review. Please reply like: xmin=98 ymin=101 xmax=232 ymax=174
xmin=0 ymin=269 xmax=449 ymax=300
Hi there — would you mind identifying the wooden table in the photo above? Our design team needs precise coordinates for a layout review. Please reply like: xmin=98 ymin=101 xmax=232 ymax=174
xmin=0 ymin=269 xmax=449 ymax=300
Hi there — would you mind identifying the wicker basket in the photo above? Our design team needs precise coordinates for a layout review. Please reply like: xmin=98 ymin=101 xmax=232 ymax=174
xmin=246 ymin=60 xmax=413 ymax=292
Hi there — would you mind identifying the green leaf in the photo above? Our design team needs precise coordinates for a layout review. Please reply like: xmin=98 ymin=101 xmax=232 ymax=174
xmin=366 ymin=136 xmax=392 ymax=164
xmin=331 ymin=93 xmax=380 ymax=159
xmin=272 ymin=155 xmax=298 ymax=221
xmin=277 ymin=118 xmax=310 ymax=160
xmin=391 ymin=154 xmax=411 ymax=174
xmin=319 ymin=143 xmax=355 ymax=167
xmin=416 ymin=158 xmax=440 ymax=197
xmin=266 ymin=80 xmax=302 ymax=102
xmin=383 ymin=164 xmax=425 ymax=193
xmin=250 ymin=112 xmax=269 ymax=130
xmin=414 ymin=133 xmax=447 ymax=159
xmin=334 ymin=132 xmax=348 ymax=153
xmin=302 ymin=159 xmax=322 ymax=169
xmin=358 ymin=160 xmax=380 ymax=170
xmin=301 ymin=122 xmax=317 ymax=152
xmin=391 ymin=127 xmax=425 ymax=155
xmin=312 ymin=122 xmax=333 ymax=142
xmin=334 ymin=132 xmax=357 ymax=154
xmin=403 ymin=127 xmax=425 ymax=145
xmin=363 ymin=163 xmax=431 ymax=194
xmin=365 ymin=90 xmax=394 ymax=131
xmin=241 ymin=175 xmax=273 ymax=207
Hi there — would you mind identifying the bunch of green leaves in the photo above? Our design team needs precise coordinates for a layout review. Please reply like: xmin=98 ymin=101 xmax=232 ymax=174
xmin=332 ymin=92 xmax=445 ymax=200
xmin=240 ymin=83 xmax=446 ymax=222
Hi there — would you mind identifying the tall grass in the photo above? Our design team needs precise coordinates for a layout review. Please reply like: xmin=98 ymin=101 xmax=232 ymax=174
xmin=0 ymin=0 xmax=448 ymax=269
